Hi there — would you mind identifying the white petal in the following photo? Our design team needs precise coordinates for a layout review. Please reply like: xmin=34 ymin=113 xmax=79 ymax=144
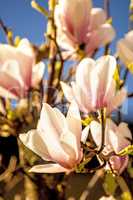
xmin=19 ymin=130 xmax=51 ymax=161
xmin=95 ymin=55 xmax=116 ymax=105
xmin=81 ymin=125 xmax=90 ymax=144
xmin=29 ymin=163 xmax=69 ymax=173
xmin=17 ymin=38 xmax=35 ymax=57
xmin=60 ymin=81 xmax=74 ymax=102
xmin=66 ymin=101 xmax=82 ymax=160
xmin=37 ymin=104 xmax=70 ymax=168
xmin=32 ymin=62 xmax=45 ymax=87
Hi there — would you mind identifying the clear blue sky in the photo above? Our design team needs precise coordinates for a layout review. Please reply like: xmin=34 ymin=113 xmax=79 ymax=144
xmin=0 ymin=0 xmax=133 ymax=122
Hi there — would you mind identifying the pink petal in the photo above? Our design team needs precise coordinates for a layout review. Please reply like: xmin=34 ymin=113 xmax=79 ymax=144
xmin=59 ymin=0 xmax=92 ymax=43
xmin=37 ymin=103 xmax=71 ymax=169
xmin=97 ymin=23 xmax=116 ymax=45
xmin=71 ymin=82 xmax=93 ymax=113
xmin=95 ymin=55 xmax=116 ymax=108
xmin=0 ymin=72 xmax=23 ymax=98
xmin=107 ymin=87 xmax=127 ymax=114
xmin=90 ymin=8 xmax=106 ymax=30
xmin=0 ymin=43 xmax=33 ymax=88
xmin=76 ymin=58 xmax=95 ymax=94
xmin=109 ymin=155 xmax=129 ymax=175
xmin=66 ymin=101 xmax=82 ymax=161
xmin=117 ymin=38 xmax=133 ymax=67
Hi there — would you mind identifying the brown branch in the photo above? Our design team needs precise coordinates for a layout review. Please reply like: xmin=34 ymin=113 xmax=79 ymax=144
xmin=0 ymin=18 xmax=14 ymax=45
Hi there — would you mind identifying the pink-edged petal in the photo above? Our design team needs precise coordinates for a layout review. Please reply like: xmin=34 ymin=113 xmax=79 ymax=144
xmin=71 ymin=82 xmax=92 ymax=113
xmin=60 ymin=130 xmax=79 ymax=165
xmin=29 ymin=163 xmax=69 ymax=173
xmin=38 ymin=103 xmax=63 ymax=135
xmin=90 ymin=8 xmax=106 ymax=30
xmin=0 ymin=43 xmax=33 ymax=88
xmin=37 ymin=103 xmax=71 ymax=169
xmin=76 ymin=58 xmax=95 ymax=92
xmin=32 ymin=62 xmax=45 ymax=87
xmin=107 ymin=87 xmax=127 ymax=114
xmin=95 ymin=55 xmax=116 ymax=107
xmin=66 ymin=101 xmax=82 ymax=160
xmin=117 ymin=39 xmax=133 ymax=68
xmin=109 ymin=155 xmax=129 ymax=175
xmin=60 ymin=81 xmax=74 ymax=102
xmin=59 ymin=0 xmax=92 ymax=42
xmin=0 ymin=72 xmax=23 ymax=98
xmin=97 ymin=23 xmax=115 ymax=45
xmin=122 ymin=31 xmax=133 ymax=52
xmin=54 ymin=5 xmax=75 ymax=50
xmin=19 ymin=130 xmax=51 ymax=161
xmin=1 ymin=60 xmax=24 ymax=87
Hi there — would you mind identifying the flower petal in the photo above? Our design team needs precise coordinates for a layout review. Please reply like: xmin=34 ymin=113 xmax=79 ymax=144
xmin=29 ymin=163 xmax=69 ymax=173
xmin=97 ymin=23 xmax=115 ymax=45
xmin=19 ymin=130 xmax=51 ymax=161
xmin=107 ymin=87 xmax=127 ymax=114
xmin=90 ymin=8 xmax=106 ymax=30
xmin=66 ymin=101 xmax=82 ymax=160
xmin=60 ymin=81 xmax=74 ymax=102
xmin=95 ymin=55 xmax=116 ymax=107
xmin=37 ymin=103 xmax=71 ymax=168
xmin=32 ymin=62 xmax=45 ymax=87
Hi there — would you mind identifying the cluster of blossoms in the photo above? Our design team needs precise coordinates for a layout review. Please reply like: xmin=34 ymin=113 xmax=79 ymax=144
xmin=0 ymin=0 xmax=132 ymax=178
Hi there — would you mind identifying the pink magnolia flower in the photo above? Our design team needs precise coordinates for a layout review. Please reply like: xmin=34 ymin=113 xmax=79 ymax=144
xmin=0 ymin=39 xmax=45 ymax=99
xmin=82 ymin=119 xmax=132 ymax=174
xmin=117 ymin=30 xmax=133 ymax=73
xmin=55 ymin=0 xmax=115 ymax=58
xmin=19 ymin=101 xmax=83 ymax=173
xmin=61 ymin=55 xmax=127 ymax=114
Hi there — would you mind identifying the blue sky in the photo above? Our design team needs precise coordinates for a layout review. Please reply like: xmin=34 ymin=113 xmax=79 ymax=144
xmin=0 ymin=0 xmax=133 ymax=122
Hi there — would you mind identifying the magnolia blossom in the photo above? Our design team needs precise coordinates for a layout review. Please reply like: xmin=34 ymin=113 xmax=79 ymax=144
xmin=82 ymin=119 xmax=132 ymax=174
xmin=19 ymin=101 xmax=83 ymax=173
xmin=117 ymin=30 xmax=133 ymax=73
xmin=55 ymin=0 xmax=115 ymax=58
xmin=0 ymin=39 xmax=45 ymax=99
xmin=61 ymin=55 xmax=127 ymax=114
